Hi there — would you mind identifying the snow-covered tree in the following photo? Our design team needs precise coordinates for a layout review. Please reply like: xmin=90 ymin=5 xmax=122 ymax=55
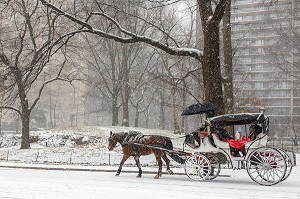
xmin=0 ymin=0 xmax=77 ymax=149
xmin=39 ymin=0 xmax=230 ymax=114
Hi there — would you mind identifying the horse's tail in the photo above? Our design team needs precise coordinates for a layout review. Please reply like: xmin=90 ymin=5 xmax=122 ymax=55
xmin=163 ymin=137 xmax=173 ymax=150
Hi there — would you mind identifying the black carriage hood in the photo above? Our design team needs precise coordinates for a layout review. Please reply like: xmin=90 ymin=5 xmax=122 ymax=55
xmin=208 ymin=113 xmax=268 ymax=126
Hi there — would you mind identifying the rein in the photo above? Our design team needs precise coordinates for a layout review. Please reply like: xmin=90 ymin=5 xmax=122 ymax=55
xmin=137 ymin=133 xmax=187 ymax=140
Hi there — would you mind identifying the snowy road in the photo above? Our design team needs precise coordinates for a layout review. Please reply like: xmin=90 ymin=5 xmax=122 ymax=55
xmin=0 ymin=165 xmax=299 ymax=199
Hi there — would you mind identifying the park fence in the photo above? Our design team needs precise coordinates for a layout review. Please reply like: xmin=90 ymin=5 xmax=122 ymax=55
xmin=0 ymin=148 xmax=161 ymax=166
xmin=0 ymin=146 xmax=297 ymax=168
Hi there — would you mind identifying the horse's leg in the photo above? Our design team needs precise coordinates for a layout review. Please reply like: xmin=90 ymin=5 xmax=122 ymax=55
xmin=162 ymin=152 xmax=173 ymax=175
xmin=154 ymin=153 xmax=163 ymax=179
xmin=116 ymin=155 xmax=129 ymax=176
xmin=134 ymin=156 xmax=142 ymax=178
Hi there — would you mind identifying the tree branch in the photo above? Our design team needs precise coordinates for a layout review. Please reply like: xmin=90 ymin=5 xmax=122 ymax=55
xmin=29 ymin=57 xmax=68 ymax=112
xmin=39 ymin=0 xmax=203 ymax=62
xmin=0 ymin=106 xmax=21 ymax=115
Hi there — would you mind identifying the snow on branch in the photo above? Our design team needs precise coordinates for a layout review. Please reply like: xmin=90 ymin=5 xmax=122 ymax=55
xmin=39 ymin=0 xmax=203 ymax=62
xmin=0 ymin=106 xmax=21 ymax=115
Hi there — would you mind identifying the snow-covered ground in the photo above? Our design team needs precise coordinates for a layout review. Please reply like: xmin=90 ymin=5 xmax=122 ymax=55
xmin=0 ymin=126 xmax=186 ymax=166
xmin=0 ymin=126 xmax=299 ymax=198
xmin=0 ymin=160 xmax=299 ymax=199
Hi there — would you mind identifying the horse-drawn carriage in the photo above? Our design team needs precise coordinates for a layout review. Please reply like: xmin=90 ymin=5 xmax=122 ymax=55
xmin=108 ymin=103 xmax=293 ymax=186
xmin=180 ymin=111 xmax=293 ymax=186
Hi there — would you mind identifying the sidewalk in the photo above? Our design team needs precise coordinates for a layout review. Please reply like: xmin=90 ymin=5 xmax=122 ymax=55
xmin=0 ymin=161 xmax=185 ymax=175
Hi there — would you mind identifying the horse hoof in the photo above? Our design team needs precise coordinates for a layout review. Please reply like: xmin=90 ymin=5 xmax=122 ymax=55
xmin=136 ymin=175 xmax=142 ymax=178
xmin=167 ymin=170 xmax=174 ymax=175
xmin=154 ymin=175 xmax=159 ymax=179
xmin=115 ymin=173 xmax=120 ymax=176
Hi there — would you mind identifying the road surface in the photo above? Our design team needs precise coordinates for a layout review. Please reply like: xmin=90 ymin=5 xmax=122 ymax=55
xmin=0 ymin=165 xmax=299 ymax=199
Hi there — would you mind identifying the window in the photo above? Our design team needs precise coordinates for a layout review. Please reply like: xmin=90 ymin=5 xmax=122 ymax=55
xmin=234 ymin=16 xmax=244 ymax=22
xmin=273 ymin=108 xmax=289 ymax=115
xmin=254 ymin=82 xmax=263 ymax=89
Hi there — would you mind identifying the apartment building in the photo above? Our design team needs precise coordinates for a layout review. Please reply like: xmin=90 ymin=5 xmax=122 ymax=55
xmin=231 ymin=0 xmax=300 ymax=136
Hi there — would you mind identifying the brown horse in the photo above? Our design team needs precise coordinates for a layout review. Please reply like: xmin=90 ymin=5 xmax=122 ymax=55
xmin=108 ymin=131 xmax=174 ymax=179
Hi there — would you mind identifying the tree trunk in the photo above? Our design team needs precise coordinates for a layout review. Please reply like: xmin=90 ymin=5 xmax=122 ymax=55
xmin=112 ymin=93 xmax=119 ymax=126
xmin=134 ymin=107 xmax=139 ymax=127
xmin=202 ymin=23 xmax=224 ymax=114
xmin=144 ymin=109 xmax=149 ymax=128
xmin=122 ymin=45 xmax=130 ymax=127
xmin=171 ymin=84 xmax=180 ymax=134
xmin=122 ymin=84 xmax=130 ymax=126
xmin=222 ymin=0 xmax=234 ymax=114
xmin=20 ymin=100 xmax=31 ymax=149
xmin=159 ymin=79 xmax=166 ymax=130
xmin=198 ymin=0 xmax=229 ymax=114
xmin=49 ymin=90 xmax=57 ymax=128
xmin=181 ymin=81 xmax=187 ymax=134
xmin=111 ymin=50 xmax=119 ymax=126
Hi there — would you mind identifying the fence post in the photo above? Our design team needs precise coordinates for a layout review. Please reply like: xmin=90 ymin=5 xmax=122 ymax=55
xmin=6 ymin=150 xmax=9 ymax=161
xmin=35 ymin=151 xmax=39 ymax=162
xmin=108 ymin=153 xmax=110 ymax=165
xmin=69 ymin=150 xmax=73 ymax=164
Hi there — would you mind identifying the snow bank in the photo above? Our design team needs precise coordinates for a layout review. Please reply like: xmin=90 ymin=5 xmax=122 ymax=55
xmin=0 ymin=126 xmax=298 ymax=167
xmin=0 ymin=126 xmax=184 ymax=166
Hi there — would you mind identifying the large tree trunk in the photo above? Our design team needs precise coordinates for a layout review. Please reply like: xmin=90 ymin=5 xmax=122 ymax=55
xmin=202 ymin=23 xmax=224 ymax=114
xmin=222 ymin=0 xmax=234 ymax=114
xmin=198 ymin=0 xmax=229 ymax=114
xmin=20 ymin=100 xmax=31 ymax=149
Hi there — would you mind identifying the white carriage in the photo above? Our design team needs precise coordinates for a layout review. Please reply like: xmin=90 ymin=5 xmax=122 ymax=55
xmin=176 ymin=103 xmax=293 ymax=186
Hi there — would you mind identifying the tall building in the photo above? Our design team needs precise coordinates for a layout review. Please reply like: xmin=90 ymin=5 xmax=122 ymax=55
xmin=231 ymin=0 xmax=300 ymax=137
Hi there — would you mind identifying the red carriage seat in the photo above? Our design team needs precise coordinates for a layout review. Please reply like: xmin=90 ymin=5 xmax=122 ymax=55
xmin=211 ymin=134 xmax=251 ymax=150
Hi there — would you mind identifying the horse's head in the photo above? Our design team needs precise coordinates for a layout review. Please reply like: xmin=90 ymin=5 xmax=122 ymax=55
xmin=108 ymin=131 xmax=118 ymax=151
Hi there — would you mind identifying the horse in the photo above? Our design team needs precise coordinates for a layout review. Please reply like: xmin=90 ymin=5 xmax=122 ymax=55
xmin=107 ymin=131 xmax=174 ymax=179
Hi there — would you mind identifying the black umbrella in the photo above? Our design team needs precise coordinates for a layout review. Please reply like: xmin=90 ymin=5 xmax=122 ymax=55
xmin=181 ymin=102 xmax=218 ymax=117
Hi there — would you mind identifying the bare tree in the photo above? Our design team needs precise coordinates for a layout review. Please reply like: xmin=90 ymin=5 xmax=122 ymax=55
xmin=39 ymin=0 xmax=230 ymax=113
xmin=0 ymin=1 xmax=76 ymax=149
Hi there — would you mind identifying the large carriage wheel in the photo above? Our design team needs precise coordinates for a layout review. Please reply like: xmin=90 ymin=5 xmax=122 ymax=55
xmin=278 ymin=149 xmax=293 ymax=182
xmin=246 ymin=147 xmax=287 ymax=186
xmin=205 ymin=154 xmax=221 ymax=180
xmin=185 ymin=154 xmax=211 ymax=181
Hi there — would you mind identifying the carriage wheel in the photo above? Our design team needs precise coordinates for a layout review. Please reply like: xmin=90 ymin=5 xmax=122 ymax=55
xmin=246 ymin=147 xmax=287 ymax=186
xmin=185 ymin=154 xmax=211 ymax=181
xmin=278 ymin=149 xmax=293 ymax=182
xmin=205 ymin=154 xmax=221 ymax=180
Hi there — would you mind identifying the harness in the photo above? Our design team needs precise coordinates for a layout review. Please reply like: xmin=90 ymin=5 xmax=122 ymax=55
xmin=122 ymin=132 xmax=145 ymax=156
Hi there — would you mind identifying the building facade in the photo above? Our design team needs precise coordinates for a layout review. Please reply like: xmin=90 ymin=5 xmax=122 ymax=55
xmin=231 ymin=0 xmax=300 ymax=137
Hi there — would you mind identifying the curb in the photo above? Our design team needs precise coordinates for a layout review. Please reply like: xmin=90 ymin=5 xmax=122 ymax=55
xmin=0 ymin=163 xmax=231 ymax=178
xmin=0 ymin=164 xmax=185 ymax=175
